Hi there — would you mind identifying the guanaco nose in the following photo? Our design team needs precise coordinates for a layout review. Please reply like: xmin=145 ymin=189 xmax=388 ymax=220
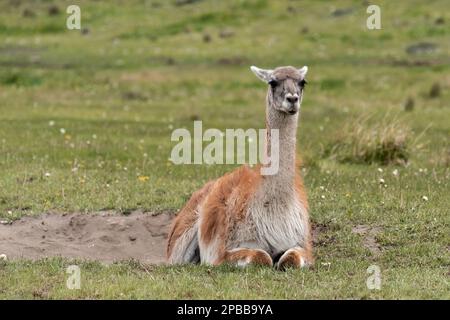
xmin=286 ymin=96 xmax=298 ymax=104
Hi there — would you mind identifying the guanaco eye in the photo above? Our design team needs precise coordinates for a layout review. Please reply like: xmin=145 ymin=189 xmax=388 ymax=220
xmin=298 ymin=79 xmax=307 ymax=87
xmin=268 ymin=79 xmax=279 ymax=88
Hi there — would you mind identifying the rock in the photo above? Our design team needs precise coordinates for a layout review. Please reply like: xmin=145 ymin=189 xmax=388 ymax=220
xmin=331 ymin=8 xmax=353 ymax=17
xmin=219 ymin=29 xmax=234 ymax=39
xmin=406 ymin=42 xmax=438 ymax=55
xmin=175 ymin=0 xmax=202 ymax=6
xmin=287 ymin=6 xmax=296 ymax=13
xmin=122 ymin=91 xmax=146 ymax=101
xmin=0 ymin=254 xmax=7 ymax=261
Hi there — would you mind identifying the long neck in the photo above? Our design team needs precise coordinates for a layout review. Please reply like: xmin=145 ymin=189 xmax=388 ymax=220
xmin=263 ymin=92 xmax=299 ymax=184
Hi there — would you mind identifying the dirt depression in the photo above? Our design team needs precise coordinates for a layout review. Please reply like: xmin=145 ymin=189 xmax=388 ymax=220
xmin=0 ymin=212 xmax=174 ymax=264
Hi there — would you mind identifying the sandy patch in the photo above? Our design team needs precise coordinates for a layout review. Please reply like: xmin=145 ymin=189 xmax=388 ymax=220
xmin=0 ymin=212 xmax=174 ymax=264
xmin=352 ymin=225 xmax=382 ymax=256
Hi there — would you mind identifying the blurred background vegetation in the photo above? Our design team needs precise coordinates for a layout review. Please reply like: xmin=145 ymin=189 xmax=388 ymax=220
xmin=0 ymin=0 xmax=449 ymax=299
xmin=0 ymin=0 xmax=450 ymax=218
xmin=0 ymin=0 xmax=448 ymax=216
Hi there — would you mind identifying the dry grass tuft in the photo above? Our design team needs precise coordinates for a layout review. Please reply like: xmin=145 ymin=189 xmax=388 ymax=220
xmin=324 ymin=116 xmax=412 ymax=165
xmin=431 ymin=147 xmax=450 ymax=167
xmin=429 ymin=82 xmax=441 ymax=98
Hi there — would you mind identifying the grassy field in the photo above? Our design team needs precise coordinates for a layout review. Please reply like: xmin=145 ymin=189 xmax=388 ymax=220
xmin=0 ymin=0 xmax=449 ymax=299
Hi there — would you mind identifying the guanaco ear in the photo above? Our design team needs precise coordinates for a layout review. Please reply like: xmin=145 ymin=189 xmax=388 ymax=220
xmin=298 ymin=66 xmax=308 ymax=79
xmin=250 ymin=66 xmax=273 ymax=83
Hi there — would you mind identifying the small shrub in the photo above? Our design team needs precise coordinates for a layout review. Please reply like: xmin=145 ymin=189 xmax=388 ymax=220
xmin=432 ymin=147 xmax=450 ymax=167
xmin=22 ymin=8 xmax=36 ymax=18
xmin=404 ymin=97 xmax=415 ymax=111
xmin=48 ymin=5 xmax=60 ymax=16
xmin=202 ymin=33 xmax=212 ymax=43
xmin=324 ymin=116 xmax=411 ymax=165
xmin=429 ymin=82 xmax=441 ymax=98
xmin=0 ymin=71 xmax=42 ymax=86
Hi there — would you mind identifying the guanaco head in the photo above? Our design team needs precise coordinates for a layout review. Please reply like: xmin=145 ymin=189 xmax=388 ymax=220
xmin=250 ymin=65 xmax=308 ymax=115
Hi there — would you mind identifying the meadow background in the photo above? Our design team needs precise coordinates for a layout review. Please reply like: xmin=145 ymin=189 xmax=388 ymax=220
xmin=0 ymin=0 xmax=449 ymax=299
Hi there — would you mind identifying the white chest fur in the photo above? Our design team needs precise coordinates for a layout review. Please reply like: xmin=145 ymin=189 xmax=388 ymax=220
xmin=246 ymin=186 xmax=308 ymax=255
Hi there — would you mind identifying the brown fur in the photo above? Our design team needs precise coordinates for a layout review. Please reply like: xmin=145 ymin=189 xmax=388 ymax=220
xmin=199 ymin=165 xmax=261 ymax=263
xmin=224 ymin=248 xmax=273 ymax=266
xmin=277 ymin=247 xmax=311 ymax=270
xmin=166 ymin=180 xmax=215 ymax=258
xmin=167 ymin=162 xmax=313 ymax=265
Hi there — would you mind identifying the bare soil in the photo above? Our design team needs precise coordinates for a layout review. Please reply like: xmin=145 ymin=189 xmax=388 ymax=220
xmin=0 ymin=211 xmax=174 ymax=264
xmin=0 ymin=212 xmax=332 ymax=264
xmin=352 ymin=225 xmax=382 ymax=256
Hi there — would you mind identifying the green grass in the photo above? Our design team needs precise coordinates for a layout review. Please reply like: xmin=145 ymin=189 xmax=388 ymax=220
xmin=1 ymin=259 xmax=448 ymax=299
xmin=0 ymin=0 xmax=449 ymax=299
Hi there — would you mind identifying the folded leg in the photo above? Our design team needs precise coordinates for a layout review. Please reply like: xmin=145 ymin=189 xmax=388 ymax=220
xmin=276 ymin=247 xmax=311 ymax=270
xmin=222 ymin=248 xmax=273 ymax=267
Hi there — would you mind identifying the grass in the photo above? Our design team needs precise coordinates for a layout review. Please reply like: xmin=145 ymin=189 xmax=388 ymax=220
xmin=0 ymin=259 xmax=447 ymax=299
xmin=0 ymin=0 xmax=449 ymax=299
xmin=324 ymin=115 xmax=412 ymax=165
